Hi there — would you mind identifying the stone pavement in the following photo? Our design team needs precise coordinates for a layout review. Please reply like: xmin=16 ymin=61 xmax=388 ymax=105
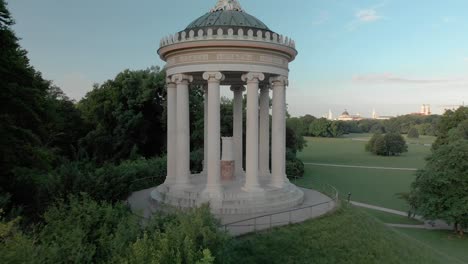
xmin=127 ymin=187 xmax=337 ymax=236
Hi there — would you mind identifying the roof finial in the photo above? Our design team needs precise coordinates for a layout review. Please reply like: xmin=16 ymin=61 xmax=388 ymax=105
xmin=211 ymin=0 xmax=244 ymax=12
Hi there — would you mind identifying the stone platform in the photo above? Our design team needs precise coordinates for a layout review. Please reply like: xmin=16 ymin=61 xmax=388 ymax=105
xmin=150 ymin=173 xmax=305 ymax=215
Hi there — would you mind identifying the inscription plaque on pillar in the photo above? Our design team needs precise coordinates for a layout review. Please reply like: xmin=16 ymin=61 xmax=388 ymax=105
xmin=221 ymin=137 xmax=235 ymax=181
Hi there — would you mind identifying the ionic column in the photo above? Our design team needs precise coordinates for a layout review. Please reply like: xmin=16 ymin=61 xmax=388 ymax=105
xmin=172 ymin=74 xmax=193 ymax=189
xmin=242 ymin=72 xmax=265 ymax=192
xmin=230 ymin=85 xmax=245 ymax=177
xmin=259 ymin=85 xmax=270 ymax=176
xmin=202 ymin=86 xmax=208 ymax=175
xmin=164 ymin=78 xmax=177 ymax=185
xmin=270 ymin=76 xmax=288 ymax=188
xmin=202 ymin=71 xmax=225 ymax=197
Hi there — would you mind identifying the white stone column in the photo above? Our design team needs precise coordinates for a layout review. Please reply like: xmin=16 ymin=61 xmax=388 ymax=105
xmin=259 ymin=85 xmax=270 ymax=176
xmin=230 ymin=85 xmax=245 ymax=177
xmin=202 ymin=86 xmax=208 ymax=175
xmin=202 ymin=72 xmax=225 ymax=197
xmin=172 ymin=74 xmax=193 ymax=189
xmin=270 ymin=76 xmax=288 ymax=188
xmin=242 ymin=72 xmax=265 ymax=192
xmin=164 ymin=78 xmax=177 ymax=185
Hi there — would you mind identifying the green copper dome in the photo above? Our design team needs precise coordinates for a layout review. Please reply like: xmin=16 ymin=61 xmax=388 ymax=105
xmin=185 ymin=10 xmax=271 ymax=31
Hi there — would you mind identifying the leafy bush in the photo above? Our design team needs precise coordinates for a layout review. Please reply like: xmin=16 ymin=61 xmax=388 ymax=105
xmin=365 ymin=133 xmax=408 ymax=156
xmin=407 ymin=127 xmax=419 ymax=138
xmin=286 ymin=157 xmax=305 ymax=179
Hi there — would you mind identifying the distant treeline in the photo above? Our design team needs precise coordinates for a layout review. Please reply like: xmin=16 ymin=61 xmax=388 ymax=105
xmin=286 ymin=114 xmax=441 ymax=138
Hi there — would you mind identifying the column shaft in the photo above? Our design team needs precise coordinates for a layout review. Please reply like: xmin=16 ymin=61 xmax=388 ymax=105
xmin=231 ymin=85 xmax=245 ymax=177
xmin=271 ymin=76 xmax=288 ymax=188
xmin=173 ymin=74 xmax=193 ymax=189
xmin=165 ymin=80 xmax=177 ymax=185
xmin=242 ymin=72 xmax=265 ymax=192
xmin=259 ymin=86 xmax=270 ymax=176
xmin=203 ymin=72 xmax=225 ymax=197
xmin=203 ymin=87 xmax=208 ymax=174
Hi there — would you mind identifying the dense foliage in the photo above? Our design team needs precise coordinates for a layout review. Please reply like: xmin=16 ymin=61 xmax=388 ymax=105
xmin=410 ymin=107 xmax=468 ymax=234
xmin=365 ymin=133 xmax=408 ymax=156
xmin=0 ymin=195 xmax=227 ymax=264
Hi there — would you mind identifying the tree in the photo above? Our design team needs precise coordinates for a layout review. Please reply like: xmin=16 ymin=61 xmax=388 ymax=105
xmin=309 ymin=118 xmax=331 ymax=137
xmin=366 ymin=133 xmax=407 ymax=156
xmin=384 ymin=133 xmax=408 ymax=156
xmin=407 ymin=127 xmax=419 ymax=138
xmin=433 ymin=107 xmax=468 ymax=150
xmin=410 ymin=140 xmax=468 ymax=235
xmin=78 ymin=67 xmax=167 ymax=163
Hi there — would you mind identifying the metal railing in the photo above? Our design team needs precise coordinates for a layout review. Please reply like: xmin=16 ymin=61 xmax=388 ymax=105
xmin=222 ymin=181 xmax=339 ymax=235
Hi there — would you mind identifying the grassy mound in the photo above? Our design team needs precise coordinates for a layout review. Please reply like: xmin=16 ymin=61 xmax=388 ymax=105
xmin=223 ymin=205 xmax=448 ymax=264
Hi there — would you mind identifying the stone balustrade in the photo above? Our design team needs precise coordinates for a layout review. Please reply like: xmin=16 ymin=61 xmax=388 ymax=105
xmin=159 ymin=28 xmax=296 ymax=49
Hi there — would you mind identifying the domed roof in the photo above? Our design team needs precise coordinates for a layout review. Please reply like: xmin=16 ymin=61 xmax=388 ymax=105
xmin=185 ymin=0 xmax=271 ymax=32
xmin=342 ymin=110 xmax=350 ymax=116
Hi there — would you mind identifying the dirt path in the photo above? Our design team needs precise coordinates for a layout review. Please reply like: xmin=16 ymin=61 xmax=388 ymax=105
xmin=304 ymin=162 xmax=418 ymax=171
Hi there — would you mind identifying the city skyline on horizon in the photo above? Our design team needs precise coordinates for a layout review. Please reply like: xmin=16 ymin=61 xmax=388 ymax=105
xmin=7 ymin=0 xmax=468 ymax=117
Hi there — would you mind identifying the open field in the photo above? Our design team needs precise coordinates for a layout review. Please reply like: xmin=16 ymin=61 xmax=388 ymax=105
xmin=225 ymin=206 xmax=450 ymax=264
xmin=299 ymin=134 xmax=432 ymax=169
xmin=295 ymin=134 xmax=435 ymax=211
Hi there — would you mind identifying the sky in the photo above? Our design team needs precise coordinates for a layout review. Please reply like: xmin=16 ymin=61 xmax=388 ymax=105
xmin=7 ymin=0 xmax=468 ymax=117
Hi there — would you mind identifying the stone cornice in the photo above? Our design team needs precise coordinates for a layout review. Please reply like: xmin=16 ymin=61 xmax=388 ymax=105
xmin=242 ymin=72 xmax=265 ymax=83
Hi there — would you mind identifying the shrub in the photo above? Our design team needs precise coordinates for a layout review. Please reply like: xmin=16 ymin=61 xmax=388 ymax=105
xmin=366 ymin=133 xmax=408 ymax=156
xmin=407 ymin=127 xmax=419 ymax=138
xmin=286 ymin=158 xmax=305 ymax=179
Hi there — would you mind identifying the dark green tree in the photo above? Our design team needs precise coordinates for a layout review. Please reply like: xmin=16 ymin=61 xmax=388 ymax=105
xmin=410 ymin=140 xmax=468 ymax=235
xmin=309 ymin=118 xmax=331 ymax=137
xmin=407 ymin=127 xmax=420 ymax=138
xmin=384 ymin=133 xmax=408 ymax=156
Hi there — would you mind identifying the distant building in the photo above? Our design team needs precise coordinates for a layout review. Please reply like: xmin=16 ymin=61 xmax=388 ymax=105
xmin=337 ymin=110 xmax=363 ymax=121
xmin=411 ymin=104 xmax=432 ymax=116
xmin=372 ymin=108 xmax=393 ymax=120
xmin=327 ymin=109 xmax=333 ymax=120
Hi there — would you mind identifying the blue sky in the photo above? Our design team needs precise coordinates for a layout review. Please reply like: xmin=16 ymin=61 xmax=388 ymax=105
xmin=8 ymin=0 xmax=468 ymax=117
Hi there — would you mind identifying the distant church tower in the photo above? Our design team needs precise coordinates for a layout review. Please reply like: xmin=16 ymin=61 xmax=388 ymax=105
xmin=327 ymin=109 xmax=333 ymax=120
xmin=372 ymin=108 xmax=378 ymax=119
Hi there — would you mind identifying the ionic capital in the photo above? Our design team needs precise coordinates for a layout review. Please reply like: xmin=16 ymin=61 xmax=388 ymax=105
xmin=166 ymin=77 xmax=177 ymax=88
xmin=202 ymin=71 xmax=225 ymax=82
xmin=241 ymin=72 xmax=265 ymax=83
xmin=269 ymin=76 xmax=289 ymax=87
xmin=171 ymin=74 xmax=193 ymax=84
xmin=230 ymin=85 xmax=246 ymax=93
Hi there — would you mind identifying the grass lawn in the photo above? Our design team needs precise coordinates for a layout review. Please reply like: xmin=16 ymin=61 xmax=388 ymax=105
xmin=225 ymin=205 xmax=450 ymax=264
xmin=299 ymin=134 xmax=433 ymax=169
xmin=394 ymin=228 xmax=468 ymax=264
xmin=294 ymin=165 xmax=415 ymax=211
xmin=357 ymin=207 xmax=423 ymax=225
xmin=295 ymin=134 xmax=436 ymax=211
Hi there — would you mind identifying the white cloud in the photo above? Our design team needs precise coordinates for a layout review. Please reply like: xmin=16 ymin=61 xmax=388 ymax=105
xmin=353 ymin=73 xmax=468 ymax=86
xmin=356 ymin=9 xmax=381 ymax=22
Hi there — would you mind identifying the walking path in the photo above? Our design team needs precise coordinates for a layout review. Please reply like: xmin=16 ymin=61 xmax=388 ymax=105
xmin=351 ymin=201 xmax=453 ymax=230
xmin=304 ymin=162 xmax=418 ymax=171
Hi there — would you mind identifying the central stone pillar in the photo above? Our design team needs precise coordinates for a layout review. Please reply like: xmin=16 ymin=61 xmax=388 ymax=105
xmin=271 ymin=76 xmax=288 ymax=188
xmin=202 ymin=71 xmax=225 ymax=198
xmin=259 ymin=85 xmax=270 ymax=176
xmin=242 ymin=72 xmax=265 ymax=192
xmin=165 ymin=78 xmax=177 ymax=185
xmin=172 ymin=74 xmax=193 ymax=189
xmin=202 ymin=86 xmax=208 ymax=175
xmin=230 ymin=85 xmax=245 ymax=177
